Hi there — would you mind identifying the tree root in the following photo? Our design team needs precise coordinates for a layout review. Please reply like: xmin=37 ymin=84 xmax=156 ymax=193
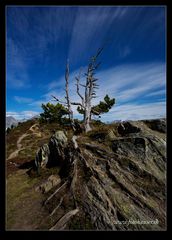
xmin=70 ymin=159 xmax=78 ymax=208
xmin=72 ymin=135 xmax=78 ymax=149
xmin=50 ymin=208 xmax=79 ymax=230
xmin=49 ymin=197 xmax=64 ymax=217
xmin=44 ymin=181 xmax=68 ymax=205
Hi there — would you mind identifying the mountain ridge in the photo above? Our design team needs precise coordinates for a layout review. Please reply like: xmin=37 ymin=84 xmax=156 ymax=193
xmin=6 ymin=118 xmax=166 ymax=230
xmin=6 ymin=116 xmax=18 ymax=129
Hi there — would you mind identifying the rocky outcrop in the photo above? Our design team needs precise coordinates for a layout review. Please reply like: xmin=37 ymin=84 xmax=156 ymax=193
xmin=117 ymin=121 xmax=141 ymax=136
xmin=35 ymin=143 xmax=50 ymax=170
xmin=6 ymin=116 xmax=18 ymax=129
xmin=35 ymin=175 xmax=61 ymax=193
xmin=48 ymin=131 xmax=68 ymax=167
xmin=34 ymin=119 xmax=166 ymax=230
xmin=35 ymin=131 xmax=68 ymax=171
xmin=144 ymin=118 xmax=166 ymax=133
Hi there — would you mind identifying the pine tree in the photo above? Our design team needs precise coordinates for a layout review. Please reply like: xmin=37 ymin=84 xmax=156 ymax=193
xmin=91 ymin=95 xmax=115 ymax=117
xmin=40 ymin=102 xmax=69 ymax=123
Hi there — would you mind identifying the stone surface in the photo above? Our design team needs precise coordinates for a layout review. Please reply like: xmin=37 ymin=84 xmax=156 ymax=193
xmin=144 ymin=119 xmax=166 ymax=133
xmin=35 ymin=144 xmax=50 ymax=169
xmin=34 ymin=119 xmax=166 ymax=230
xmin=35 ymin=174 xmax=61 ymax=193
xmin=48 ymin=131 xmax=68 ymax=167
xmin=117 ymin=121 xmax=141 ymax=136
xmin=35 ymin=131 xmax=68 ymax=170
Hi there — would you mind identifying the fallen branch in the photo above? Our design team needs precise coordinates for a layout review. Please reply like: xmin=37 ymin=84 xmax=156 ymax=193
xmin=50 ymin=209 xmax=79 ymax=230
xmin=70 ymin=158 xmax=78 ymax=208
xmin=44 ymin=181 xmax=68 ymax=205
xmin=72 ymin=135 xmax=78 ymax=149
xmin=49 ymin=197 xmax=64 ymax=217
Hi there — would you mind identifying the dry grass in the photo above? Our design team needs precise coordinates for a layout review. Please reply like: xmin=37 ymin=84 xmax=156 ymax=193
xmin=6 ymin=169 xmax=46 ymax=230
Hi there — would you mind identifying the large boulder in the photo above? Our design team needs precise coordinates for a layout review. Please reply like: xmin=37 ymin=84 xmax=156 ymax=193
xmin=35 ymin=143 xmax=50 ymax=170
xmin=35 ymin=131 xmax=68 ymax=171
xmin=144 ymin=119 xmax=166 ymax=133
xmin=117 ymin=122 xmax=141 ymax=136
xmin=48 ymin=131 xmax=68 ymax=167
xmin=112 ymin=137 xmax=148 ymax=161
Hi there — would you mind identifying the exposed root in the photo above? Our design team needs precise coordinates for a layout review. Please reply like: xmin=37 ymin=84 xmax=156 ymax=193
xmin=70 ymin=159 xmax=78 ymax=208
xmin=44 ymin=181 xmax=68 ymax=205
xmin=49 ymin=197 xmax=64 ymax=217
xmin=72 ymin=135 xmax=78 ymax=149
xmin=50 ymin=208 xmax=79 ymax=230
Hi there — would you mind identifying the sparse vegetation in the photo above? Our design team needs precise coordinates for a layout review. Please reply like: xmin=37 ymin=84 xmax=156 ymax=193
xmin=6 ymin=117 xmax=166 ymax=230
xmin=39 ymin=102 xmax=69 ymax=124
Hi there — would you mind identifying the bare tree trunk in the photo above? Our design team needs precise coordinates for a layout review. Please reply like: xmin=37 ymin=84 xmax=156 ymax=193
xmin=71 ymin=47 xmax=103 ymax=132
xmin=85 ymin=106 xmax=92 ymax=132
xmin=65 ymin=61 xmax=76 ymax=131
xmin=75 ymin=71 xmax=92 ymax=132
xmin=52 ymin=61 xmax=76 ymax=131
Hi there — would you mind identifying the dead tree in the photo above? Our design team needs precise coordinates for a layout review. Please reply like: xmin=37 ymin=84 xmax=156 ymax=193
xmin=52 ymin=48 xmax=103 ymax=133
xmin=52 ymin=60 xmax=76 ymax=131
xmin=64 ymin=61 xmax=76 ymax=131
xmin=71 ymin=47 xmax=103 ymax=132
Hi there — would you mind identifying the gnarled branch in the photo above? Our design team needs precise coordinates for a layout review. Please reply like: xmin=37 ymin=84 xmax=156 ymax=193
xmin=71 ymin=102 xmax=83 ymax=108
xmin=44 ymin=181 xmax=68 ymax=205
xmin=75 ymin=70 xmax=84 ymax=108
xmin=50 ymin=209 xmax=79 ymax=230
xmin=51 ymin=95 xmax=67 ymax=105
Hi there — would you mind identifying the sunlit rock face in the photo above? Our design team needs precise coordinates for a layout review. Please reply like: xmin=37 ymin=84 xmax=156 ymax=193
xmin=34 ymin=119 xmax=166 ymax=230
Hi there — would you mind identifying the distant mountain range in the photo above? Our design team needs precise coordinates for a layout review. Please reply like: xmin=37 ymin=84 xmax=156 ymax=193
xmin=6 ymin=116 xmax=18 ymax=129
xmin=6 ymin=115 xmax=40 ymax=129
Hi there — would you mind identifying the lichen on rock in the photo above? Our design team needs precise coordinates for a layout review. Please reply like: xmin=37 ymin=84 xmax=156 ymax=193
xmin=33 ymin=119 xmax=166 ymax=230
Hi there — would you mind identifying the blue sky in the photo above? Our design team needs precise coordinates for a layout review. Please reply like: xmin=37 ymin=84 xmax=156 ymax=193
xmin=6 ymin=6 xmax=166 ymax=121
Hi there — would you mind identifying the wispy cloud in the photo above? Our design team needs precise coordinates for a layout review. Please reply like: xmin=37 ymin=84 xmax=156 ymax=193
xmin=6 ymin=38 xmax=31 ymax=89
xmin=30 ymin=68 xmax=84 ymax=109
xmin=68 ymin=6 xmax=129 ymax=64
xmin=30 ymin=61 xmax=166 ymax=121
xmin=95 ymin=62 xmax=166 ymax=103
xmin=47 ymin=80 xmax=63 ymax=90
xmin=6 ymin=6 xmax=165 ymax=122
xmin=145 ymin=89 xmax=166 ymax=97
xmin=6 ymin=111 xmax=40 ymax=120
xmin=100 ymin=101 xmax=166 ymax=122
xmin=14 ymin=96 xmax=33 ymax=103
xmin=119 ymin=46 xmax=131 ymax=58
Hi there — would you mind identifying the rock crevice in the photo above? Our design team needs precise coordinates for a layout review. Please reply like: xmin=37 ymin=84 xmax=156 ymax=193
xmin=34 ymin=119 xmax=166 ymax=230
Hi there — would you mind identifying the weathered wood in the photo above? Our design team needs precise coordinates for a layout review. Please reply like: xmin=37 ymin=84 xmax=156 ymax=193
xmin=44 ymin=181 xmax=68 ymax=205
xmin=49 ymin=197 xmax=64 ymax=217
xmin=51 ymin=95 xmax=67 ymax=105
xmin=71 ymin=102 xmax=83 ymax=107
xmin=76 ymin=72 xmax=85 ymax=108
xmin=65 ymin=61 xmax=76 ymax=131
xmin=50 ymin=209 xmax=79 ymax=230
xmin=70 ymin=158 xmax=78 ymax=208
xmin=72 ymin=135 xmax=78 ymax=149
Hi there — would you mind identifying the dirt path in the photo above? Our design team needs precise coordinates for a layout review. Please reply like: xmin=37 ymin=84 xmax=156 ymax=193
xmin=7 ymin=124 xmax=41 ymax=161
xmin=17 ymin=133 xmax=29 ymax=149
xmin=29 ymin=123 xmax=38 ymax=133
xmin=7 ymin=133 xmax=29 ymax=160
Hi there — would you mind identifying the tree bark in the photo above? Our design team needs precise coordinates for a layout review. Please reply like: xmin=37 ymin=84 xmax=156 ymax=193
xmin=65 ymin=61 xmax=76 ymax=131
